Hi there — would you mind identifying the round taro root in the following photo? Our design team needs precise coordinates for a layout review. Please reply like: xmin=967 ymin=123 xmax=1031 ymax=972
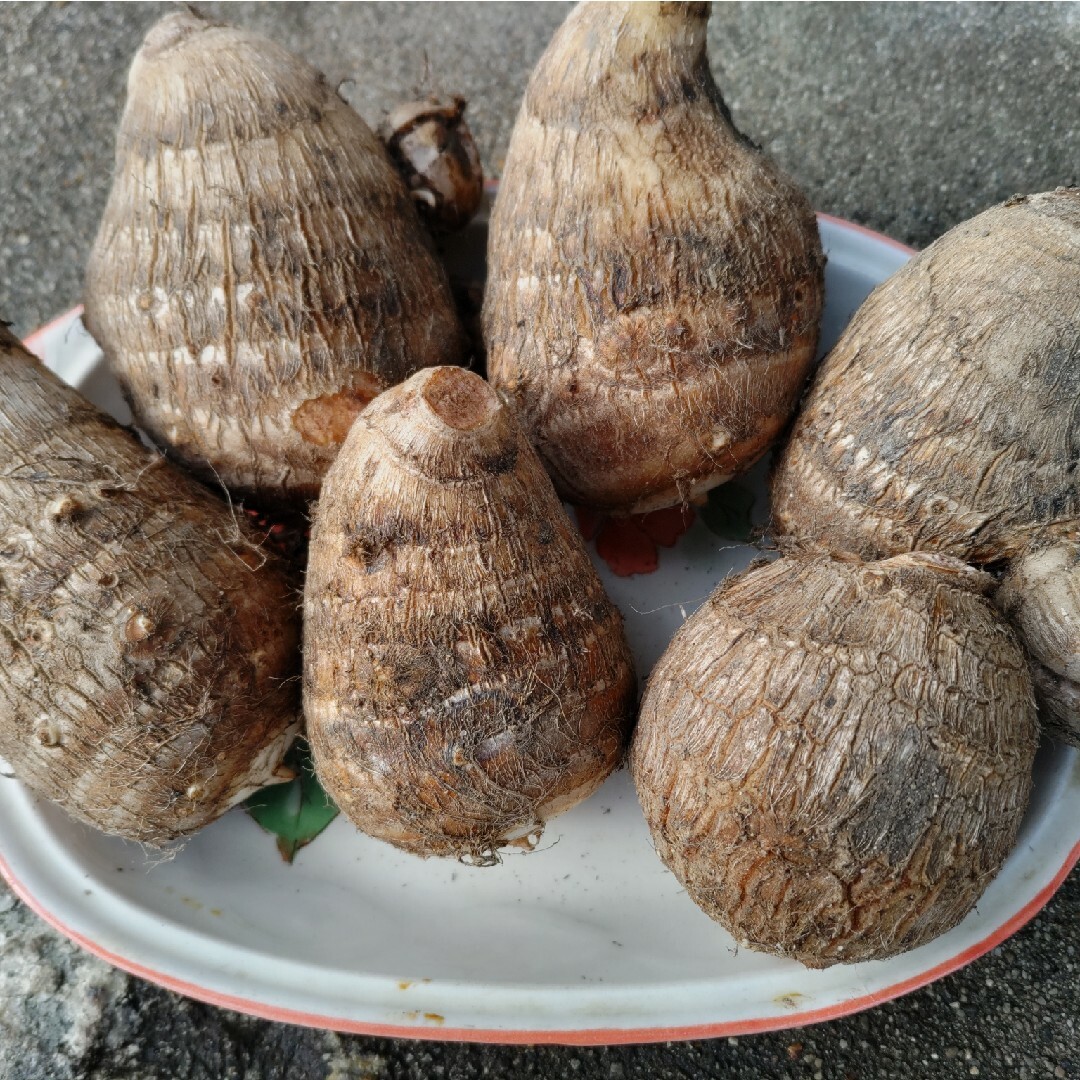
xmin=0 ymin=327 xmax=300 ymax=845
xmin=630 ymin=553 xmax=1038 ymax=968
xmin=304 ymin=366 xmax=636 ymax=862
xmin=484 ymin=1 xmax=824 ymax=515
xmin=771 ymin=190 xmax=1079 ymax=565
xmin=84 ymin=10 xmax=466 ymax=507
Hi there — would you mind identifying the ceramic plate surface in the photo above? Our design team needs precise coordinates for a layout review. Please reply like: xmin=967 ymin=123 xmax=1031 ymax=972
xmin=2 ymin=215 xmax=1078 ymax=1045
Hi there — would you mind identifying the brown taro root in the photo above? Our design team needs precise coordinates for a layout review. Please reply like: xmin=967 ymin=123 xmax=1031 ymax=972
xmin=84 ymin=10 xmax=466 ymax=507
xmin=771 ymin=189 xmax=1080 ymax=743
xmin=996 ymin=543 xmax=1080 ymax=745
xmin=630 ymin=553 xmax=1038 ymax=968
xmin=483 ymin=1 xmax=825 ymax=515
xmin=379 ymin=95 xmax=484 ymax=233
xmin=304 ymin=366 xmax=636 ymax=862
xmin=0 ymin=326 xmax=300 ymax=845
xmin=772 ymin=190 xmax=1080 ymax=563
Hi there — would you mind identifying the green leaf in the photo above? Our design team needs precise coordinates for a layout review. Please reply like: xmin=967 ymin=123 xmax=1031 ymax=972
xmin=700 ymin=481 xmax=756 ymax=542
xmin=245 ymin=739 xmax=339 ymax=863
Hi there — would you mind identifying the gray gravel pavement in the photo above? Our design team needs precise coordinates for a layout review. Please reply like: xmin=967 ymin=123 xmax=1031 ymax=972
xmin=0 ymin=3 xmax=1078 ymax=1079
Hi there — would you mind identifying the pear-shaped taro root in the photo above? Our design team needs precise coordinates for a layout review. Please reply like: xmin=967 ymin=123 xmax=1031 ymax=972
xmin=84 ymin=10 xmax=467 ymax=507
xmin=630 ymin=552 xmax=1038 ymax=968
xmin=0 ymin=326 xmax=300 ymax=845
xmin=304 ymin=366 xmax=636 ymax=862
xmin=771 ymin=189 xmax=1080 ymax=743
xmin=484 ymin=1 xmax=825 ymax=515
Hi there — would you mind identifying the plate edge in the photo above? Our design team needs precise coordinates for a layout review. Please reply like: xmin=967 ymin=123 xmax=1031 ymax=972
xmin=2 ymin=832 xmax=1078 ymax=1045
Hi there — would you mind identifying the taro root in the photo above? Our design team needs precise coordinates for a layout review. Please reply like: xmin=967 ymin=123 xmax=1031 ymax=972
xmin=484 ymin=1 xmax=825 ymax=515
xmin=630 ymin=552 xmax=1038 ymax=968
xmin=0 ymin=326 xmax=300 ymax=844
xmin=379 ymin=94 xmax=484 ymax=232
xmin=996 ymin=543 xmax=1080 ymax=745
xmin=84 ymin=10 xmax=467 ymax=507
xmin=772 ymin=190 xmax=1080 ymax=564
xmin=304 ymin=366 xmax=636 ymax=862
xmin=771 ymin=189 xmax=1080 ymax=743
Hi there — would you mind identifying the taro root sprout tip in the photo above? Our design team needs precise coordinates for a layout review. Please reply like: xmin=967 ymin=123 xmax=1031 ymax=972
xmin=380 ymin=94 xmax=484 ymax=233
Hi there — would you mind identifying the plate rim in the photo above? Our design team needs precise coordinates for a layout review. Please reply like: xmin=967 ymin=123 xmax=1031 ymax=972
xmin=11 ymin=216 xmax=1077 ymax=1047
xmin=3 ymin=779 xmax=1077 ymax=1046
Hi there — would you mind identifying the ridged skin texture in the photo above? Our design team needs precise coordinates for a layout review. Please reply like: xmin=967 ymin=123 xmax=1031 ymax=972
xmin=630 ymin=553 xmax=1038 ymax=968
xmin=997 ymin=543 xmax=1080 ymax=745
xmin=771 ymin=189 xmax=1080 ymax=744
xmin=483 ymin=1 xmax=824 ymax=515
xmin=304 ymin=367 xmax=637 ymax=862
xmin=0 ymin=327 xmax=300 ymax=844
xmin=84 ymin=10 xmax=466 ymax=507
xmin=772 ymin=190 xmax=1080 ymax=566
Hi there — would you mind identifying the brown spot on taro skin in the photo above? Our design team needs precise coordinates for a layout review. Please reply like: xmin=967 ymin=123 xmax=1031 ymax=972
xmin=291 ymin=377 xmax=382 ymax=447
xmin=480 ymin=445 xmax=518 ymax=475
xmin=47 ymin=495 xmax=87 ymax=523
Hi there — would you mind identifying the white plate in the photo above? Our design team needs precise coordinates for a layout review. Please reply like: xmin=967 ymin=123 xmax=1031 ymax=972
xmin=3 ymin=215 xmax=1078 ymax=1046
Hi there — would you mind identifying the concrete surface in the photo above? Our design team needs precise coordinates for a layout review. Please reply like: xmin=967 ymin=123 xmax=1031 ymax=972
xmin=0 ymin=3 xmax=1078 ymax=1078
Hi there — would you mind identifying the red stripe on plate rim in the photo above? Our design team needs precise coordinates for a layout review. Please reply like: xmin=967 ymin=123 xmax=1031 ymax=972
xmin=22 ymin=304 xmax=85 ymax=359
xmin=816 ymin=212 xmax=916 ymax=255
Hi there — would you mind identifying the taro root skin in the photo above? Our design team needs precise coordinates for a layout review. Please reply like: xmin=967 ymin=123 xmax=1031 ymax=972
xmin=84 ymin=10 xmax=466 ymax=507
xmin=997 ymin=543 xmax=1080 ymax=745
xmin=772 ymin=189 xmax=1080 ymax=565
xmin=0 ymin=326 xmax=300 ymax=845
xmin=630 ymin=552 xmax=1038 ymax=968
xmin=304 ymin=366 xmax=637 ymax=862
xmin=484 ymin=1 xmax=825 ymax=515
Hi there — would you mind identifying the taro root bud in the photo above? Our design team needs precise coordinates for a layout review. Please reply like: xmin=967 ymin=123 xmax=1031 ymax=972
xmin=379 ymin=94 xmax=484 ymax=232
